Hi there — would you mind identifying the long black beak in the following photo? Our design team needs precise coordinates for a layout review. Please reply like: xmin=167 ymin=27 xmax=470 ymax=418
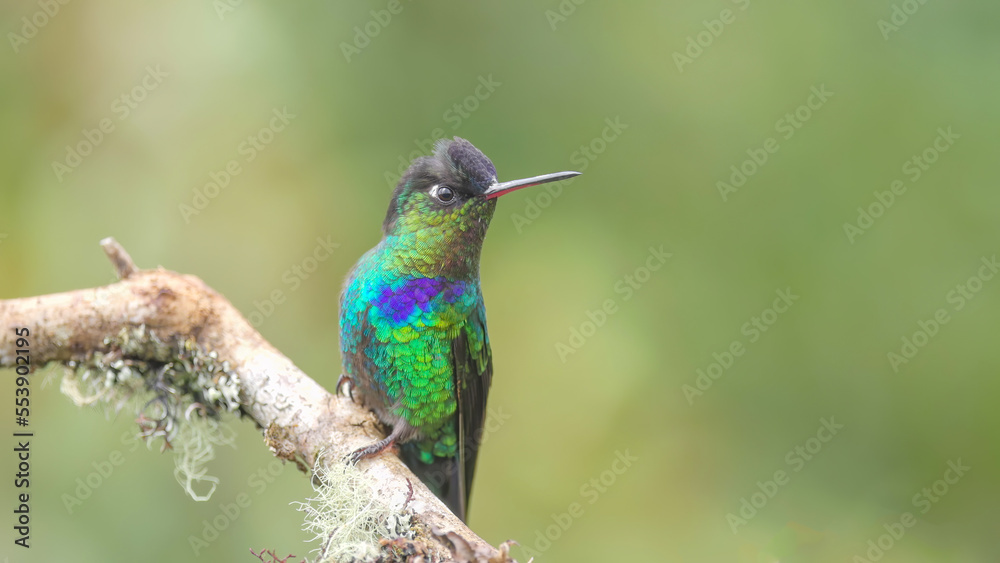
xmin=483 ymin=171 xmax=581 ymax=200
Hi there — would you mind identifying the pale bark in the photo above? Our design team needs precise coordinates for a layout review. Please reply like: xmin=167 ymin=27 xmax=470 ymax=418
xmin=0 ymin=238 xmax=514 ymax=563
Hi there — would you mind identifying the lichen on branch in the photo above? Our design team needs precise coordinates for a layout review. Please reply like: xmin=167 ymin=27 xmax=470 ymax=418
xmin=60 ymin=324 xmax=241 ymax=500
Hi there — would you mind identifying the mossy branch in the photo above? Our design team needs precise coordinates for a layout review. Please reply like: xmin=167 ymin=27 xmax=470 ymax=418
xmin=0 ymin=238 xmax=514 ymax=563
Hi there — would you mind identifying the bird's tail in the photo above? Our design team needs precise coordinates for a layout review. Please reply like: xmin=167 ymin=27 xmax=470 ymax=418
xmin=399 ymin=443 xmax=466 ymax=521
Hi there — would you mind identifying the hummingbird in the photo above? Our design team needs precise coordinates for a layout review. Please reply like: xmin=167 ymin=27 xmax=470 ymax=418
xmin=339 ymin=137 xmax=579 ymax=521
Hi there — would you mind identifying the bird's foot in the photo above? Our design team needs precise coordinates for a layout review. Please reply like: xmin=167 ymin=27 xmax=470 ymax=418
xmin=335 ymin=373 xmax=354 ymax=400
xmin=348 ymin=437 xmax=396 ymax=465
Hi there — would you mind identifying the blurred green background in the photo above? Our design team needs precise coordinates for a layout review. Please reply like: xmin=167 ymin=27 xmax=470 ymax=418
xmin=2 ymin=1 xmax=999 ymax=562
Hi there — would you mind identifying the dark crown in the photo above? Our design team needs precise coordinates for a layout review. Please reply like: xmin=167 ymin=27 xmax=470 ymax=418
xmin=439 ymin=137 xmax=496 ymax=192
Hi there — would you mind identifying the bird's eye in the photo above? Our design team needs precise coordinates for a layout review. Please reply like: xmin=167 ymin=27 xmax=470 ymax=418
xmin=431 ymin=185 xmax=456 ymax=204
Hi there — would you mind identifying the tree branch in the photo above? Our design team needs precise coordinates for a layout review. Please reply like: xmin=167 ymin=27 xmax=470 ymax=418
xmin=0 ymin=238 xmax=514 ymax=563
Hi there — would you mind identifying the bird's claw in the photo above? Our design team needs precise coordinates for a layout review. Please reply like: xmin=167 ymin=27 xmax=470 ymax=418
xmin=347 ymin=449 xmax=366 ymax=466
xmin=335 ymin=373 xmax=354 ymax=400
xmin=347 ymin=437 xmax=395 ymax=465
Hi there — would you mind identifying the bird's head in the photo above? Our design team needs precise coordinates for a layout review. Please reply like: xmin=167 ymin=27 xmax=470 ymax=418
xmin=382 ymin=137 xmax=579 ymax=239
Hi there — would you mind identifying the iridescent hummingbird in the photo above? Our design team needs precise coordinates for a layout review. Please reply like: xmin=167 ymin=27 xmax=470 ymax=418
xmin=339 ymin=137 xmax=579 ymax=521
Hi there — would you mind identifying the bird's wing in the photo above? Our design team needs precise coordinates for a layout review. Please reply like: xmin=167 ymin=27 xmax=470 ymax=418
xmin=450 ymin=299 xmax=493 ymax=519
